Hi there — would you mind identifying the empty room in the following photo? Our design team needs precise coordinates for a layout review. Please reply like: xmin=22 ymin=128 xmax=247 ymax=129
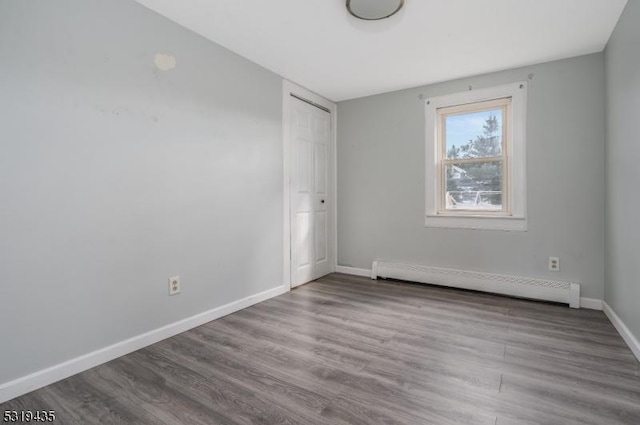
xmin=1 ymin=0 xmax=639 ymax=424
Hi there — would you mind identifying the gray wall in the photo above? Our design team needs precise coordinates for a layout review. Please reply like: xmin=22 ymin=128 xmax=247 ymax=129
xmin=0 ymin=0 xmax=283 ymax=384
xmin=338 ymin=54 xmax=606 ymax=299
xmin=605 ymin=1 xmax=640 ymax=339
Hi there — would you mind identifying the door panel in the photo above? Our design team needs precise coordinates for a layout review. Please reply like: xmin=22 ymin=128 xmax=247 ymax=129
xmin=297 ymin=139 xmax=312 ymax=194
xmin=315 ymin=211 xmax=327 ymax=263
xmin=312 ymin=109 xmax=331 ymax=278
xmin=290 ymin=98 xmax=332 ymax=287
xmin=315 ymin=143 xmax=327 ymax=194
xmin=295 ymin=212 xmax=311 ymax=268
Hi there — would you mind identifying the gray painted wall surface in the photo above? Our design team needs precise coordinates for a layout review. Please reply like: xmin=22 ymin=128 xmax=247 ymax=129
xmin=337 ymin=54 xmax=606 ymax=299
xmin=605 ymin=2 xmax=640 ymax=340
xmin=0 ymin=0 xmax=283 ymax=383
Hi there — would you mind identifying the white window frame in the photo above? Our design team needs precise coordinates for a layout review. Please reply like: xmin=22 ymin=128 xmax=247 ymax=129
xmin=425 ymin=82 xmax=527 ymax=231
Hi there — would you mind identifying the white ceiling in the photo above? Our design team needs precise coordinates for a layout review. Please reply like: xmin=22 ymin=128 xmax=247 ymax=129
xmin=136 ymin=0 xmax=627 ymax=102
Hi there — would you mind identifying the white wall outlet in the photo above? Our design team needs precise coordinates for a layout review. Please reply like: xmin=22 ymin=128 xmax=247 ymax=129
xmin=548 ymin=257 xmax=560 ymax=271
xmin=168 ymin=276 xmax=181 ymax=295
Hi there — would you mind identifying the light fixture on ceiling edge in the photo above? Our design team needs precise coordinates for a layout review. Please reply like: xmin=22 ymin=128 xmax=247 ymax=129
xmin=346 ymin=0 xmax=405 ymax=21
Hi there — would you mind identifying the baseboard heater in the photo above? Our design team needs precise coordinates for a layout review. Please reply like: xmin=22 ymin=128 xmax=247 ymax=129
xmin=372 ymin=260 xmax=580 ymax=308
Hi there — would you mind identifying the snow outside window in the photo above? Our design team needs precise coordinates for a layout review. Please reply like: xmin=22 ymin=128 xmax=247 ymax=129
xmin=425 ymin=83 xmax=527 ymax=231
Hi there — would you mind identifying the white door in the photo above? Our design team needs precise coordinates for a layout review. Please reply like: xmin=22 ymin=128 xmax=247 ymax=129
xmin=290 ymin=97 xmax=331 ymax=287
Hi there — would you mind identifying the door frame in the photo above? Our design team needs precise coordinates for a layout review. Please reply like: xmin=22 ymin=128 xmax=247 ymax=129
xmin=282 ymin=80 xmax=337 ymax=290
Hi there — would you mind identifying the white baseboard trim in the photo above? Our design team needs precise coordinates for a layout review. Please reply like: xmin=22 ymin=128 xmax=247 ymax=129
xmin=373 ymin=260 xmax=581 ymax=308
xmin=335 ymin=266 xmax=372 ymax=277
xmin=343 ymin=263 xmax=599 ymax=313
xmin=0 ymin=284 xmax=289 ymax=404
xmin=603 ymin=301 xmax=640 ymax=362
xmin=579 ymin=297 xmax=603 ymax=310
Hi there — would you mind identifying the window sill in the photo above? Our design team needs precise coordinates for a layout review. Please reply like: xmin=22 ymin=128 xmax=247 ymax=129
xmin=425 ymin=214 xmax=527 ymax=231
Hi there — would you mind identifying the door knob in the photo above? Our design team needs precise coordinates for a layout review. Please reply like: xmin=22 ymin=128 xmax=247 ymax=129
xmin=321 ymin=199 xmax=325 ymax=204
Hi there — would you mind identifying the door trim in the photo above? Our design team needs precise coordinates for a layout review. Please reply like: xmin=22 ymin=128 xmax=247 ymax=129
xmin=282 ymin=80 xmax=337 ymax=290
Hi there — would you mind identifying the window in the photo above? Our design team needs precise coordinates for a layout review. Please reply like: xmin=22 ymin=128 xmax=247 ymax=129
xmin=425 ymin=83 xmax=527 ymax=230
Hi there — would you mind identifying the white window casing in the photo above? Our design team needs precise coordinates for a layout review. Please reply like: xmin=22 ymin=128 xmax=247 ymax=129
xmin=425 ymin=82 xmax=527 ymax=231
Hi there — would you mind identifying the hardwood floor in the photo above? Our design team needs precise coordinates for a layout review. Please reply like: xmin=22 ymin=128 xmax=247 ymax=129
xmin=3 ymin=273 xmax=640 ymax=424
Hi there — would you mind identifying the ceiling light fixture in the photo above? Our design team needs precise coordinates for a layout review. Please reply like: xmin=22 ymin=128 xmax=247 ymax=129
xmin=346 ymin=0 xmax=405 ymax=21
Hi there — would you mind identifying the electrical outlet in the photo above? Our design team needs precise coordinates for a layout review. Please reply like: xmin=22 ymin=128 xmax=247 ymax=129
xmin=169 ymin=276 xmax=181 ymax=295
xmin=548 ymin=257 xmax=560 ymax=271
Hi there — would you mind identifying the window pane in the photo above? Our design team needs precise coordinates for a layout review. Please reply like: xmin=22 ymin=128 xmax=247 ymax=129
xmin=445 ymin=109 xmax=503 ymax=159
xmin=445 ymin=161 xmax=503 ymax=210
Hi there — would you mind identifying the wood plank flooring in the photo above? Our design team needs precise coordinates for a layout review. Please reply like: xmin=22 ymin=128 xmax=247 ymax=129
xmin=3 ymin=273 xmax=640 ymax=424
